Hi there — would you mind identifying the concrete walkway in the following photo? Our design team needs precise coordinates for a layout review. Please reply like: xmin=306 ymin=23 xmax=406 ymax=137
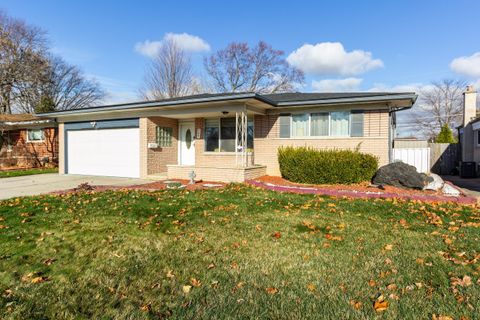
xmin=0 ymin=174 xmax=152 ymax=200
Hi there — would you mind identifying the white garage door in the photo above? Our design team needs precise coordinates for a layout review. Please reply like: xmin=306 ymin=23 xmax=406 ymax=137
xmin=67 ymin=128 xmax=140 ymax=178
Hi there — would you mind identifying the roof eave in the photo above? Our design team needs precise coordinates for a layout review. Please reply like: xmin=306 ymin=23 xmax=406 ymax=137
xmin=36 ymin=93 xmax=264 ymax=117
xmin=273 ymin=93 xmax=418 ymax=107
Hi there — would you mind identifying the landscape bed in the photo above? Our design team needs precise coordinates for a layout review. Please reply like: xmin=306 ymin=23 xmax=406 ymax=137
xmin=0 ymin=185 xmax=479 ymax=319
xmin=250 ymin=175 xmax=477 ymax=204
xmin=0 ymin=168 xmax=58 ymax=179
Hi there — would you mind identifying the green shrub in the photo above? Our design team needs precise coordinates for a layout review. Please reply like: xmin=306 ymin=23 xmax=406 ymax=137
xmin=278 ymin=146 xmax=378 ymax=185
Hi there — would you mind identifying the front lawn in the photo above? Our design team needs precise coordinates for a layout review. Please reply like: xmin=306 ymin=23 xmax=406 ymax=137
xmin=0 ymin=167 xmax=58 ymax=178
xmin=0 ymin=185 xmax=479 ymax=319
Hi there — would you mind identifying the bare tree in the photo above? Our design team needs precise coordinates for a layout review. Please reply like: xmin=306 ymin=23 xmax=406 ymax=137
xmin=406 ymin=79 xmax=467 ymax=140
xmin=140 ymin=39 xmax=200 ymax=100
xmin=16 ymin=56 xmax=105 ymax=113
xmin=204 ymin=41 xmax=304 ymax=93
xmin=0 ymin=10 xmax=49 ymax=114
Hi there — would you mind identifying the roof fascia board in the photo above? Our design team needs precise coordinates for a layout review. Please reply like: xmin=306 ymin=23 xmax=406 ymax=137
xmin=37 ymin=93 xmax=261 ymax=117
xmin=274 ymin=94 xmax=417 ymax=106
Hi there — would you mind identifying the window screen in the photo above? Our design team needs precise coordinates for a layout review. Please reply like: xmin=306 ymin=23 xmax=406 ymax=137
xmin=279 ymin=114 xmax=291 ymax=138
xmin=350 ymin=111 xmax=364 ymax=137
xmin=310 ymin=113 xmax=329 ymax=136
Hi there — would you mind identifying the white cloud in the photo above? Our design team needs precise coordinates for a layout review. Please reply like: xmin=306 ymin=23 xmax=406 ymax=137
xmin=287 ymin=42 xmax=383 ymax=76
xmin=135 ymin=33 xmax=210 ymax=58
xmin=312 ymin=77 xmax=363 ymax=92
xmin=164 ymin=33 xmax=210 ymax=52
xmin=134 ymin=40 xmax=163 ymax=58
xmin=450 ymin=52 xmax=480 ymax=78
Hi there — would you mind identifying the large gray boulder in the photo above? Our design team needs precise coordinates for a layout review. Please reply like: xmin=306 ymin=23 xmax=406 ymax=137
xmin=372 ymin=161 xmax=431 ymax=189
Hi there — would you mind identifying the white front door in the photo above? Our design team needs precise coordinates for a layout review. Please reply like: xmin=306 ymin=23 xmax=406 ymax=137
xmin=179 ymin=122 xmax=195 ymax=165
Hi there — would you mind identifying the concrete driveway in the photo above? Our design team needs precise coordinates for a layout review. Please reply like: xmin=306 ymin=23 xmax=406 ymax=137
xmin=0 ymin=174 xmax=152 ymax=200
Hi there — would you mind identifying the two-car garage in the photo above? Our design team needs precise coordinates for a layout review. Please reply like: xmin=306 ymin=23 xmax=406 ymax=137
xmin=65 ymin=119 xmax=140 ymax=178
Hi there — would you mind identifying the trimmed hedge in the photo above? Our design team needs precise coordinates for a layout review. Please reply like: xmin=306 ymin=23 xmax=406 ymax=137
xmin=278 ymin=146 xmax=378 ymax=185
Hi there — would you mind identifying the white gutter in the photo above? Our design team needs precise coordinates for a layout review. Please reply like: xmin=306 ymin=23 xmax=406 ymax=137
xmin=274 ymin=94 xmax=418 ymax=106
xmin=1 ymin=119 xmax=55 ymax=126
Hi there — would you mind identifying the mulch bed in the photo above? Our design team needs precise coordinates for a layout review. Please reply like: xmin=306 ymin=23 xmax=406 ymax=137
xmin=248 ymin=176 xmax=478 ymax=204
xmin=51 ymin=179 xmax=225 ymax=195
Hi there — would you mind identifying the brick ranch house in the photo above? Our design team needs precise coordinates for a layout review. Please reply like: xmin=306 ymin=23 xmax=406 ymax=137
xmin=38 ymin=92 xmax=417 ymax=182
xmin=0 ymin=114 xmax=58 ymax=169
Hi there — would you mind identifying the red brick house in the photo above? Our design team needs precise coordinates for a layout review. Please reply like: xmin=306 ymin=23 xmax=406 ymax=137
xmin=0 ymin=114 xmax=58 ymax=169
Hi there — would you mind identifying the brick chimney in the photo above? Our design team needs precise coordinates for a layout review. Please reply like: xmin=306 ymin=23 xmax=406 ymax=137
xmin=463 ymin=85 xmax=477 ymax=126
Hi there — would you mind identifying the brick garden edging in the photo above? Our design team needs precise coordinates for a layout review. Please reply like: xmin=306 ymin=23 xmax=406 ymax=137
xmin=247 ymin=180 xmax=478 ymax=205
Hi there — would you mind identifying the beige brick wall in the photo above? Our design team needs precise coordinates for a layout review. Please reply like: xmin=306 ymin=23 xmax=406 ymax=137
xmin=254 ymin=110 xmax=390 ymax=176
xmin=145 ymin=117 xmax=179 ymax=176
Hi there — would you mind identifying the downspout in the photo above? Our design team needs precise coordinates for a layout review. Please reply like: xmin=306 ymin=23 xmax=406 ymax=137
xmin=388 ymin=106 xmax=394 ymax=163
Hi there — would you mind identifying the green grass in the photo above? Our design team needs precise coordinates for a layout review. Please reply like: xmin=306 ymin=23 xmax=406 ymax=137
xmin=0 ymin=185 xmax=479 ymax=319
xmin=0 ymin=167 xmax=58 ymax=178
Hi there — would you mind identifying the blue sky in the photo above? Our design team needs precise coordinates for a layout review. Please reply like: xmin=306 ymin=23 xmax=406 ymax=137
xmin=2 ymin=0 xmax=480 ymax=105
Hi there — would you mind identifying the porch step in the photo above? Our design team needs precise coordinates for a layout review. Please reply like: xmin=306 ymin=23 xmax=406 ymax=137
xmin=146 ymin=173 xmax=168 ymax=181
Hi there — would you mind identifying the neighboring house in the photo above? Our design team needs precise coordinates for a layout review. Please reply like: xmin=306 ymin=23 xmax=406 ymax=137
xmin=38 ymin=92 xmax=417 ymax=182
xmin=458 ymin=85 xmax=480 ymax=174
xmin=0 ymin=114 xmax=58 ymax=169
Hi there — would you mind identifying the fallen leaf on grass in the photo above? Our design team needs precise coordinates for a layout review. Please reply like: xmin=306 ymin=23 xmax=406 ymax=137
xmin=384 ymin=244 xmax=393 ymax=251
xmin=190 ymin=278 xmax=201 ymax=287
xmin=432 ymin=315 xmax=454 ymax=320
xmin=306 ymin=283 xmax=316 ymax=292
xmin=207 ymin=263 xmax=215 ymax=270
xmin=272 ymin=231 xmax=282 ymax=239
xmin=182 ymin=285 xmax=192 ymax=293
xmin=42 ymin=258 xmax=56 ymax=265
xmin=373 ymin=293 xmax=388 ymax=312
xmin=31 ymin=276 xmax=50 ymax=284
xmin=450 ymin=275 xmax=472 ymax=287
xmin=266 ymin=287 xmax=278 ymax=295
xmin=386 ymin=283 xmax=397 ymax=291
xmin=368 ymin=279 xmax=376 ymax=287
xmin=140 ymin=304 xmax=151 ymax=312
xmin=166 ymin=270 xmax=175 ymax=279
xmin=349 ymin=300 xmax=362 ymax=310
xmin=373 ymin=300 xmax=388 ymax=312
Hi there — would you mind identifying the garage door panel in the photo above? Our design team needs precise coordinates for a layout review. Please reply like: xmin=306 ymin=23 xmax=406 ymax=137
xmin=67 ymin=128 xmax=140 ymax=178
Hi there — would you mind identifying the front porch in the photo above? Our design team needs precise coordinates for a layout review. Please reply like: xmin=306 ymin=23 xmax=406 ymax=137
xmin=140 ymin=100 xmax=269 ymax=182
xmin=166 ymin=164 xmax=267 ymax=183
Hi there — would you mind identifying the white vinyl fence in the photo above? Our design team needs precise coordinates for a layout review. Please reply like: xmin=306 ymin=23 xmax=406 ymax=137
xmin=392 ymin=148 xmax=431 ymax=173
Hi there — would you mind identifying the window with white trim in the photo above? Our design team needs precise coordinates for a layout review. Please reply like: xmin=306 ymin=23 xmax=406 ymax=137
xmin=280 ymin=111 xmax=363 ymax=138
xmin=27 ymin=129 xmax=44 ymax=142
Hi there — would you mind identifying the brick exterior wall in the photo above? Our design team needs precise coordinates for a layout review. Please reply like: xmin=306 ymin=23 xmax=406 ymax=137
xmin=145 ymin=117 xmax=179 ymax=175
xmin=147 ymin=109 xmax=391 ymax=181
xmin=0 ymin=127 xmax=58 ymax=169
xmin=254 ymin=110 xmax=390 ymax=176
xmin=167 ymin=165 xmax=266 ymax=182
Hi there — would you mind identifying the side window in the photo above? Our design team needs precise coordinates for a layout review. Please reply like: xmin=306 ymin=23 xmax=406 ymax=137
xmin=156 ymin=126 xmax=173 ymax=147
xmin=279 ymin=114 xmax=291 ymax=138
xmin=350 ymin=111 xmax=364 ymax=137
xmin=27 ymin=129 xmax=45 ymax=142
